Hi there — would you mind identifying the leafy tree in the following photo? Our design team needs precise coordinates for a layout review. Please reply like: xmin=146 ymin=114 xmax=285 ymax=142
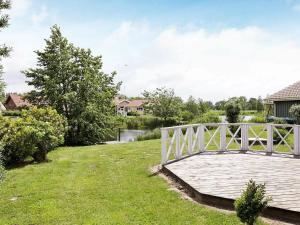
xmin=143 ymin=87 xmax=182 ymax=124
xmin=238 ymin=96 xmax=247 ymax=110
xmin=225 ymin=100 xmax=241 ymax=123
xmin=23 ymin=25 xmax=120 ymax=145
xmin=215 ymin=100 xmax=226 ymax=110
xmin=185 ymin=96 xmax=200 ymax=116
xmin=0 ymin=0 xmax=11 ymax=102
xmin=235 ymin=179 xmax=271 ymax=225
xmin=290 ymin=104 xmax=300 ymax=124
xmin=247 ymin=98 xmax=258 ymax=110
xmin=257 ymin=96 xmax=264 ymax=112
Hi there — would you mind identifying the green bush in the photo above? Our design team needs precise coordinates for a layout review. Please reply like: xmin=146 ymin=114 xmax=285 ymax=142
xmin=192 ymin=111 xmax=221 ymax=124
xmin=127 ymin=111 xmax=140 ymax=116
xmin=125 ymin=117 xmax=142 ymax=129
xmin=290 ymin=104 xmax=300 ymax=124
xmin=136 ymin=128 xmax=161 ymax=141
xmin=123 ymin=116 xmax=179 ymax=130
xmin=0 ymin=107 xmax=67 ymax=165
xmin=225 ymin=100 xmax=241 ymax=123
xmin=1 ymin=110 xmax=21 ymax=117
xmin=181 ymin=110 xmax=195 ymax=122
xmin=248 ymin=115 xmax=266 ymax=123
xmin=234 ymin=179 xmax=271 ymax=225
xmin=0 ymin=143 xmax=5 ymax=182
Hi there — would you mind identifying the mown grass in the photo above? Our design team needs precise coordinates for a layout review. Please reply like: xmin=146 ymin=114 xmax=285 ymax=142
xmin=0 ymin=140 xmax=267 ymax=225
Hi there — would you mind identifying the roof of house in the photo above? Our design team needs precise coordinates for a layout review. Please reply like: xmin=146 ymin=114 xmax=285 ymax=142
xmin=127 ymin=99 xmax=146 ymax=107
xmin=267 ymin=81 xmax=300 ymax=102
xmin=5 ymin=93 xmax=31 ymax=108
xmin=115 ymin=99 xmax=146 ymax=107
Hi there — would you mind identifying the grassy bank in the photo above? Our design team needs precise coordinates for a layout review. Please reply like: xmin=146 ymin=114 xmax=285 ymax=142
xmin=0 ymin=140 xmax=266 ymax=224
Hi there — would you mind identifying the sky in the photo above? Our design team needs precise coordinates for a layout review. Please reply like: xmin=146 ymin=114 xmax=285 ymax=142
xmin=2 ymin=0 xmax=300 ymax=102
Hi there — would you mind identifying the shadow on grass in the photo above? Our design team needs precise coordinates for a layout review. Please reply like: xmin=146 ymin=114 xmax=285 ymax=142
xmin=6 ymin=159 xmax=53 ymax=170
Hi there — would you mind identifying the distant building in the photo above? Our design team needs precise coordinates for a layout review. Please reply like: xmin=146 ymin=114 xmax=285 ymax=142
xmin=4 ymin=93 xmax=31 ymax=110
xmin=267 ymin=81 xmax=300 ymax=118
xmin=115 ymin=98 xmax=146 ymax=116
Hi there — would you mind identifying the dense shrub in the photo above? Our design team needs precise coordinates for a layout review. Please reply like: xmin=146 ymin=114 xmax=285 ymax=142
xmin=192 ymin=111 xmax=221 ymax=124
xmin=0 ymin=107 xmax=67 ymax=165
xmin=181 ymin=110 xmax=195 ymax=122
xmin=136 ymin=128 xmax=161 ymax=141
xmin=126 ymin=117 xmax=142 ymax=129
xmin=123 ymin=116 xmax=179 ymax=130
xmin=1 ymin=110 xmax=21 ymax=117
xmin=248 ymin=115 xmax=266 ymax=123
xmin=225 ymin=100 xmax=241 ymax=123
xmin=273 ymin=117 xmax=286 ymax=124
xmin=127 ymin=111 xmax=140 ymax=116
xmin=235 ymin=179 xmax=271 ymax=225
xmin=290 ymin=104 xmax=300 ymax=124
xmin=0 ymin=143 xmax=5 ymax=182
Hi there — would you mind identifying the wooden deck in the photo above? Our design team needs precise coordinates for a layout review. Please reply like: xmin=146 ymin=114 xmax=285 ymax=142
xmin=163 ymin=152 xmax=300 ymax=223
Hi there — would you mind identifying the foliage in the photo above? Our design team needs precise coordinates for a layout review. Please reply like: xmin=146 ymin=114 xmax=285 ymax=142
xmin=136 ymin=128 xmax=161 ymax=141
xmin=143 ymin=87 xmax=182 ymax=123
xmin=0 ymin=142 xmax=4 ymax=182
xmin=22 ymin=107 xmax=67 ymax=162
xmin=248 ymin=115 xmax=266 ymax=123
xmin=0 ymin=107 xmax=67 ymax=165
xmin=215 ymin=97 xmax=264 ymax=112
xmin=122 ymin=116 xmax=179 ymax=129
xmin=23 ymin=25 xmax=119 ymax=145
xmin=127 ymin=111 xmax=140 ymax=116
xmin=0 ymin=0 xmax=11 ymax=102
xmin=273 ymin=117 xmax=286 ymax=124
xmin=235 ymin=179 xmax=271 ymax=225
xmin=225 ymin=100 xmax=241 ymax=123
xmin=290 ymin=104 xmax=300 ymax=124
xmin=181 ymin=110 xmax=195 ymax=122
xmin=181 ymin=96 xmax=212 ymax=121
xmin=1 ymin=110 xmax=21 ymax=117
xmin=192 ymin=111 xmax=221 ymax=124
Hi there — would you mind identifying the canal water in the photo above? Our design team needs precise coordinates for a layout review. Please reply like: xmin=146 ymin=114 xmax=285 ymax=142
xmin=118 ymin=129 xmax=147 ymax=142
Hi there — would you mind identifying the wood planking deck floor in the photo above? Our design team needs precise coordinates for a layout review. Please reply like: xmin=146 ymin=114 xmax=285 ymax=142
xmin=165 ymin=152 xmax=300 ymax=212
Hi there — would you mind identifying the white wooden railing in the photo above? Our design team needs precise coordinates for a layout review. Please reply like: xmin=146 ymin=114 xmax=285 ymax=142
xmin=161 ymin=123 xmax=300 ymax=165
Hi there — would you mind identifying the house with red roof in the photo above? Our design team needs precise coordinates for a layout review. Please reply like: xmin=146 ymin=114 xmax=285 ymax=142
xmin=115 ymin=98 xmax=146 ymax=116
xmin=4 ymin=93 xmax=31 ymax=110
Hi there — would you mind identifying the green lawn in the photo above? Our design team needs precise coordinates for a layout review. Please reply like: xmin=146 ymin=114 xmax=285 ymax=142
xmin=0 ymin=140 xmax=267 ymax=225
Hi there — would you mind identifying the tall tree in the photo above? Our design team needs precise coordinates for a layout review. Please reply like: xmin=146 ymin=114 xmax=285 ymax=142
xmin=23 ymin=25 xmax=120 ymax=145
xmin=143 ymin=87 xmax=182 ymax=124
xmin=0 ymin=0 xmax=11 ymax=102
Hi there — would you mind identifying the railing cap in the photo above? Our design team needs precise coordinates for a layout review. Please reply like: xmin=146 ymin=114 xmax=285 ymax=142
xmin=160 ymin=123 xmax=296 ymax=131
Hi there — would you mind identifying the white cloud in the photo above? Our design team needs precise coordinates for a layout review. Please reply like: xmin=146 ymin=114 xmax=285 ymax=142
xmin=9 ymin=0 xmax=32 ymax=18
xmin=31 ymin=6 xmax=48 ymax=25
xmin=3 ymin=20 xmax=300 ymax=102
xmin=99 ymin=23 xmax=300 ymax=101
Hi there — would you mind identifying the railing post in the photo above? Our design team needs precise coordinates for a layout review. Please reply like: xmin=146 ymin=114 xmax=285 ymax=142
xmin=161 ymin=129 xmax=168 ymax=165
xmin=175 ymin=128 xmax=181 ymax=159
xmin=294 ymin=125 xmax=300 ymax=157
xmin=241 ymin=124 xmax=249 ymax=151
xmin=187 ymin=126 xmax=193 ymax=155
xmin=220 ymin=124 xmax=227 ymax=151
xmin=267 ymin=124 xmax=273 ymax=154
xmin=198 ymin=124 xmax=205 ymax=152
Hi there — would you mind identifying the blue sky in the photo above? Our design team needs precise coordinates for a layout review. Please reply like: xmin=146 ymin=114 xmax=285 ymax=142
xmin=3 ymin=0 xmax=300 ymax=101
